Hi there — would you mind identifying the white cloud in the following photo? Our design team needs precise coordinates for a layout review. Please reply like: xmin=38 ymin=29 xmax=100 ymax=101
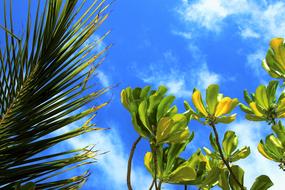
xmin=246 ymin=49 xmax=267 ymax=82
xmin=229 ymin=120 xmax=285 ymax=190
xmin=138 ymin=48 xmax=221 ymax=98
xmin=240 ymin=28 xmax=260 ymax=39
xmin=172 ymin=30 xmax=192 ymax=39
xmin=97 ymin=70 xmax=110 ymax=87
xmin=196 ymin=63 xmax=220 ymax=89
xmin=176 ymin=0 xmax=285 ymax=81
xmin=178 ymin=0 xmax=250 ymax=32
xmin=178 ymin=0 xmax=285 ymax=39
xmin=84 ymin=34 xmax=106 ymax=52
xmin=165 ymin=79 xmax=192 ymax=98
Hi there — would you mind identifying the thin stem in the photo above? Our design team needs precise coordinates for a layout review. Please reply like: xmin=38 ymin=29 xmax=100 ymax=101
xmin=210 ymin=122 xmax=245 ymax=190
xmin=127 ymin=136 xmax=142 ymax=190
xmin=149 ymin=178 xmax=155 ymax=190
xmin=158 ymin=180 xmax=162 ymax=189
xmin=272 ymin=119 xmax=277 ymax=125
xmin=151 ymin=124 xmax=159 ymax=190
xmin=152 ymin=144 xmax=158 ymax=190
xmin=184 ymin=185 xmax=188 ymax=190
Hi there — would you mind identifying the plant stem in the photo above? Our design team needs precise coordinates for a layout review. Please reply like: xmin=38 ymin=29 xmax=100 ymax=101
xmin=158 ymin=180 xmax=162 ymax=189
xmin=152 ymin=144 xmax=159 ymax=190
xmin=210 ymin=122 xmax=245 ymax=190
xmin=149 ymin=178 xmax=155 ymax=190
xmin=151 ymin=124 xmax=160 ymax=190
xmin=127 ymin=136 xmax=142 ymax=190
xmin=184 ymin=185 xmax=188 ymax=190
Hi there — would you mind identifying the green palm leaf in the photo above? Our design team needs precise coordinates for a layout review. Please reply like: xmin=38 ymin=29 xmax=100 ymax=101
xmin=0 ymin=0 xmax=110 ymax=188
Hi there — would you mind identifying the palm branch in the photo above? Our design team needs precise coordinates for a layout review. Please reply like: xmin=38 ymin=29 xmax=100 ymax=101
xmin=0 ymin=0 xmax=111 ymax=189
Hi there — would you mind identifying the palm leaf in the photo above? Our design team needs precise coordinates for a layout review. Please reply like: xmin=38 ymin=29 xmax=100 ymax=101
xmin=0 ymin=0 xmax=111 ymax=188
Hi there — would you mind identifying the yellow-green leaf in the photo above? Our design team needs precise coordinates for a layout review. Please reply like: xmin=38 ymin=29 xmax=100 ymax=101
xmin=222 ymin=131 xmax=238 ymax=157
xmin=157 ymin=95 xmax=175 ymax=121
xmin=192 ymin=90 xmax=208 ymax=116
xmin=249 ymin=102 xmax=263 ymax=117
xmin=216 ymin=114 xmax=236 ymax=124
xmin=144 ymin=152 xmax=153 ymax=175
xmin=255 ymin=85 xmax=269 ymax=109
xmin=168 ymin=164 xmax=197 ymax=183
xmin=250 ymin=175 xmax=273 ymax=190
xmin=257 ymin=142 xmax=273 ymax=160
xmin=214 ymin=97 xmax=232 ymax=117
xmin=206 ymin=84 xmax=219 ymax=114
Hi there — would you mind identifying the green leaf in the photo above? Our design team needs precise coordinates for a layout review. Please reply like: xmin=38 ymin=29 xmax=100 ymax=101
xmin=157 ymin=114 xmax=190 ymax=144
xmin=147 ymin=86 xmax=168 ymax=125
xmin=229 ymin=165 xmax=244 ymax=190
xmin=121 ymin=87 xmax=132 ymax=110
xmin=264 ymin=38 xmax=285 ymax=78
xmin=156 ymin=95 xmax=175 ymax=121
xmin=239 ymin=103 xmax=253 ymax=114
xmin=222 ymin=131 xmax=238 ymax=157
xmin=230 ymin=146 xmax=250 ymax=162
xmin=138 ymin=100 xmax=152 ymax=133
xmin=210 ymin=133 xmax=219 ymax=152
xmin=156 ymin=117 xmax=173 ymax=143
xmin=266 ymin=80 xmax=279 ymax=105
xmin=245 ymin=114 xmax=264 ymax=121
xmin=132 ymin=87 xmax=142 ymax=100
xmin=0 ymin=0 xmax=111 ymax=188
xmin=255 ymin=85 xmax=269 ymax=109
xmin=272 ymin=121 xmax=285 ymax=146
xmin=264 ymin=135 xmax=284 ymax=159
xmin=219 ymin=169 xmax=230 ymax=190
xmin=165 ymin=105 xmax=178 ymax=117
xmin=184 ymin=100 xmax=192 ymax=111
xmin=201 ymin=167 xmax=221 ymax=186
xmin=216 ymin=114 xmax=236 ymax=124
xmin=131 ymin=108 xmax=149 ymax=138
xmin=165 ymin=136 xmax=193 ymax=174
xmin=140 ymin=86 xmax=151 ymax=98
xmin=168 ymin=163 xmax=197 ymax=183
xmin=250 ymin=175 xmax=273 ymax=190
xmin=206 ymin=84 xmax=219 ymax=114
xmin=243 ymin=90 xmax=252 ymax=104
xmin=20 ymin=182 xmax=36 ymax=190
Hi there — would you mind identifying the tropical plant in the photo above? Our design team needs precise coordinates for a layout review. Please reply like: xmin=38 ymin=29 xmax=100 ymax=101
xmin=121 ymin=86 xmax=192 ymax=189
xmin=0 ymin=0 xmax=110 ymax=189
xmin=262 ymin=38 xmax=285 ymax=79
xmin=239 ymin=80 xmax=284 ymax=123
xmin=187 ymin=85 xmax=272 ymax=190
xmin=121 ymin=85 xmax=273 ymax=190
xmin=239 ymin=37 xmax=285 ymax=172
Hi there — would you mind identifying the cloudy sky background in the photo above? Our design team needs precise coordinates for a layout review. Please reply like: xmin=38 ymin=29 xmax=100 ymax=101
xmin=5 ymin=0 xmax=285 ymax=189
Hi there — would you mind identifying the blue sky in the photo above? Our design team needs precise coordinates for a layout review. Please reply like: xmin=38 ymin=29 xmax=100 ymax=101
xmin=3 ymin=0 xmax=285 ymax=189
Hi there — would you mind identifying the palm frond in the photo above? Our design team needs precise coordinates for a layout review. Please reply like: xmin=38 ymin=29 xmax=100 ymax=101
xmin=0 ymin=0 xmax=111 ymax=188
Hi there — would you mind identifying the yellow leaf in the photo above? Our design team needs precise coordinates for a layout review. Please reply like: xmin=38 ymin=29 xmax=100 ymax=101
xmin=214 ymin=97 xmax=232 ymax=117
xmin=257 ymin=143 xmax=273 ymax=160
xmin=144 ymin=152 xmax=153 ymax=173
xmin=277 ymin=112 xmax=285 ymax=118
xmin=249 ymin=102 xmax=263 ymax=117
xmin=262 ymin=60 xmax=280 ymax=78
xmin=270 ymin=38 xmax=283 ymax=51
xmin=229 ymin=98 xmax=239 ymax=112
xmin=277 ymin=98 xmax=285 ymax=113
xmin=270 ymin=38 xmax=285 ymax=71
xmin=192 ymin=90 xmax=208 ymax=116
